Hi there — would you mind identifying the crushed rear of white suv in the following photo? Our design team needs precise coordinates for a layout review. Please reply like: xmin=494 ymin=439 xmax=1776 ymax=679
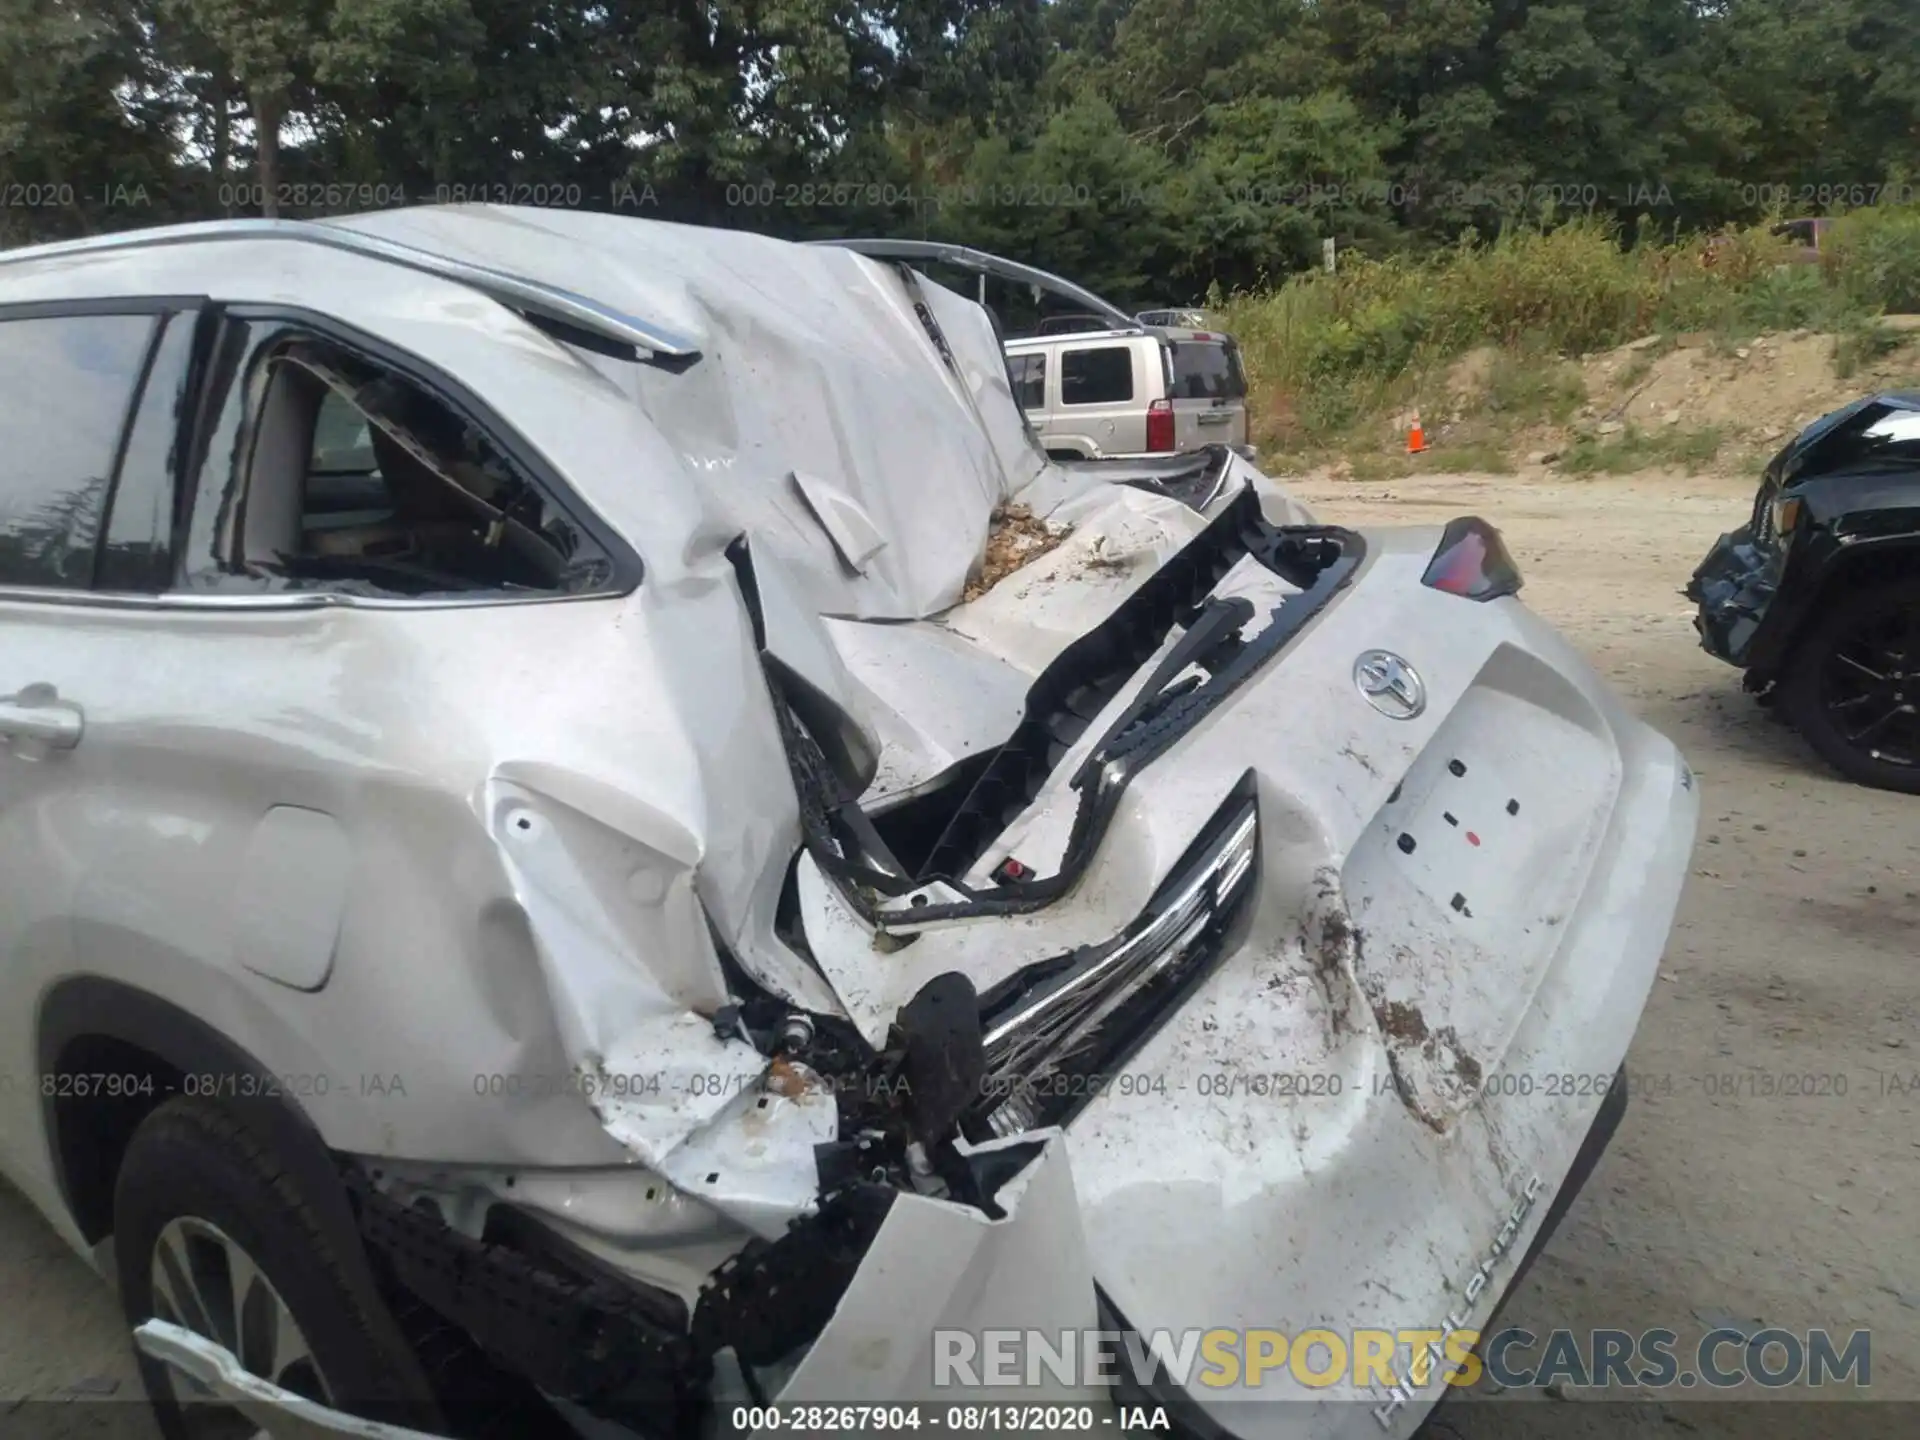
xmin=0 ymin=207 xmax=1696 ymax=1440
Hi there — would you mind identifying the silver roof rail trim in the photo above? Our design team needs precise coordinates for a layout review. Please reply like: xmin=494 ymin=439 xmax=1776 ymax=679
xmin=0 ymin=219 xmax=702 ymax=361
xmin=815 ymin=238 xmax=1143 ymax=333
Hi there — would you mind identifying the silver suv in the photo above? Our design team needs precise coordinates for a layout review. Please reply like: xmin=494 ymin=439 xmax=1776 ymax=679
xmin=1004 ymin=324 xmax=1249 ymax=459
xmin=0 ymin=209 xmax=1693 ymax=1440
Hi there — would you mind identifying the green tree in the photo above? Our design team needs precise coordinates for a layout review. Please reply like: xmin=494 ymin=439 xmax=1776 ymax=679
xmin=168 ymin=0 xmax=328 ymax=214
xmin=0 ymin=0 xmax=178 ymax=239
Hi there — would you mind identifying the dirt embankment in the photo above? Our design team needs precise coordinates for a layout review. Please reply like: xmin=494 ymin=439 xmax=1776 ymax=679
xmin=1353 ymin=319 xmax=1920 ymax=480
xmin=1572 ymin=323 xmax=1920 ymax=449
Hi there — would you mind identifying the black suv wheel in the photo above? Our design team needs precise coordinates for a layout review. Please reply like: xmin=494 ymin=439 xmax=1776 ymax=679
xmin=1781 ymin=578 xmax=1920 ymax=793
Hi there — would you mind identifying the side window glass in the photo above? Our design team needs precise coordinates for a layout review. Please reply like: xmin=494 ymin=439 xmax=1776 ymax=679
xmin=206 ymin=335 xmax=612 ymax=597
xmin=1060 ymin=346 xmax=1134 ymax=406
xmin=0 ymin=313 xmax=156 ymax=588
xmin=1013 ymin=353 xmax=1046 ymax=410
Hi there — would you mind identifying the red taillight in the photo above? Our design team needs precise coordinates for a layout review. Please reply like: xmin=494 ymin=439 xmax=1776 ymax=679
xmin=1146 ymin=397 xmax=1175 ymax=451
xmin=1421 ymin=516 xmax=1524 ymax=600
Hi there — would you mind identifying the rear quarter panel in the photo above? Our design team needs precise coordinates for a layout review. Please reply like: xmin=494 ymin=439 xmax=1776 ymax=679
xmin=0 ymin=590 xmax=775 ymax=1224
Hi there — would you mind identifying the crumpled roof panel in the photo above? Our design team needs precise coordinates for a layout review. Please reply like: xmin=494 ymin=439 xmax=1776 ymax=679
xmin=333 ymin=206 xmax=1047 ymax=618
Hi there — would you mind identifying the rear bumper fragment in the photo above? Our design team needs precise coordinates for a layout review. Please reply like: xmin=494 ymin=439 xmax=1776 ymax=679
xmin=1101 ymin=1069 xmax=1631 ymax=1440
xmin=134 ymin=1320 xmax=451 ymax=1440
xmin=1478 ymin=1063 xmax=1629 ymax=1332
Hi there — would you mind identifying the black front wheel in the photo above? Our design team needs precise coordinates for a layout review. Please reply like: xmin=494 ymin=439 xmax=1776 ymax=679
xmin=1781 ymin=578 xmax=1920 ymax=794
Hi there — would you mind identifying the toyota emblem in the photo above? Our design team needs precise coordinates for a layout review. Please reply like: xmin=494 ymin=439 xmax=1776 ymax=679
xmin=1354 ymin=650 xmax=1426 ymax=720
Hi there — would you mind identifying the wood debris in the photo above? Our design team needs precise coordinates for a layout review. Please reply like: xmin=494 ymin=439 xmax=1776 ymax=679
xmin=963 ymin=503 xmax=1069 ymax=602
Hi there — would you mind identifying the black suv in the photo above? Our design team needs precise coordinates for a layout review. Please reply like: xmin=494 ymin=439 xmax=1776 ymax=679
xmin=1688 ymin=391 xmax=1920 ymax=792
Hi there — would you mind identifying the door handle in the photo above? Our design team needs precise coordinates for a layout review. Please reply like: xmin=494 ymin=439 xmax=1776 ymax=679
xmin=0 ymin=682 xmax=84 ymax=751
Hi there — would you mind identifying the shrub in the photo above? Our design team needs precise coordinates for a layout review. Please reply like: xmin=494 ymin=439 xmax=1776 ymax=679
xmin=1559 ymin=424 xmax=1725 ymax=475
xmin=1825 ymin=205 xmax=1920 ymax=315
xmin=1832 ymin=318 xmax=1909 ymax=379
xmin=1217 ymin=211 xmax=1920 ymax=453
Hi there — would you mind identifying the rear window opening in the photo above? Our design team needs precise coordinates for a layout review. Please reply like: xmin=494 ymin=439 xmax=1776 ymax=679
xmin=229 ymin=337 xmax=607 ymax=597
xmin=1169 ymin=340 xmax=1247 ymax=401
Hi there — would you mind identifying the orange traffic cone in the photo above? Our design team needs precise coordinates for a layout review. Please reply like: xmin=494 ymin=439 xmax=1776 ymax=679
xmin=1407 ymin=411 xmax=1427 ymax=454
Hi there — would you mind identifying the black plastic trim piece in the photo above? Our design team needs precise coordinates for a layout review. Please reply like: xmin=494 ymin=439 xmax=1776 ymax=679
xmin=345 ymin=1167 xmax=697 ymax=1428
xmin=91 ymin=313 xmax=171 ymax=588
xmin=689 ymin=1183 xmax=897 ymax=1368
xmin=98 ymin=307 xmax=213 ymax=593
xmin=0 ymin=294 xmax=209 ymax=323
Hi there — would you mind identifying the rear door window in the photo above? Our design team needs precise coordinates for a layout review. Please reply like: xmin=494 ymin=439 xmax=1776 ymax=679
xmin=1170 ymin=340 xmax=1247 ymax=400
xmin=1009 ymin=352 xmax=1047 ymax=411
xmin=1061 ymin=345 xmax=1134 ymax=406
xmin=183 ymin=328 xmax=621 ymax=598
xmin=0 ymin=312 xmax=157 ymax=589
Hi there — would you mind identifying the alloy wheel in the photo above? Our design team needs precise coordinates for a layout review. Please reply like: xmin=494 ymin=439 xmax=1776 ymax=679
xmin=1819 ymin=598 xmax=1920 ymax=770
xmin=148 ymin=1216 xmax=332 ymax=1437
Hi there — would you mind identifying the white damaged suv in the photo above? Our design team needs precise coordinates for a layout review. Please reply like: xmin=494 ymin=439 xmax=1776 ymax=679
xmin=0 ymin=208 xmax=1696 ymax=1440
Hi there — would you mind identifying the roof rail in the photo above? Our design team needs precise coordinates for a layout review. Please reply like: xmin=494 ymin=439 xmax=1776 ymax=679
xmin=0 ymin=218 xmax=701 ymax=362
xmin=815 ymin=239 xmax=1142 ymax=334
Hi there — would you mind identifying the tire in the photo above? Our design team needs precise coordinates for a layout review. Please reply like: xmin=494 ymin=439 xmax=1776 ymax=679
xmin=114 ymin=1096 xmax=444 ymax=1440
xmin=1780 ymin=578 xmax=1920 ymax=794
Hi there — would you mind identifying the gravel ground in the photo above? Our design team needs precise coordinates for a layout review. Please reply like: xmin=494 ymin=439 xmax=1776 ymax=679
xmin=1 ymin=468 xmax=1913 ymax=1438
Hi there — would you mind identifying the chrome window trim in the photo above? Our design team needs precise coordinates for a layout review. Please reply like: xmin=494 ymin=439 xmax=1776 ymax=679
xmin=0 ymin=219 xmax=701 ymax=362
xmin=0 ymin=584 xmax=623 ymax=613
xmin=817 ymin=238 xmax=1144 ymax=334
